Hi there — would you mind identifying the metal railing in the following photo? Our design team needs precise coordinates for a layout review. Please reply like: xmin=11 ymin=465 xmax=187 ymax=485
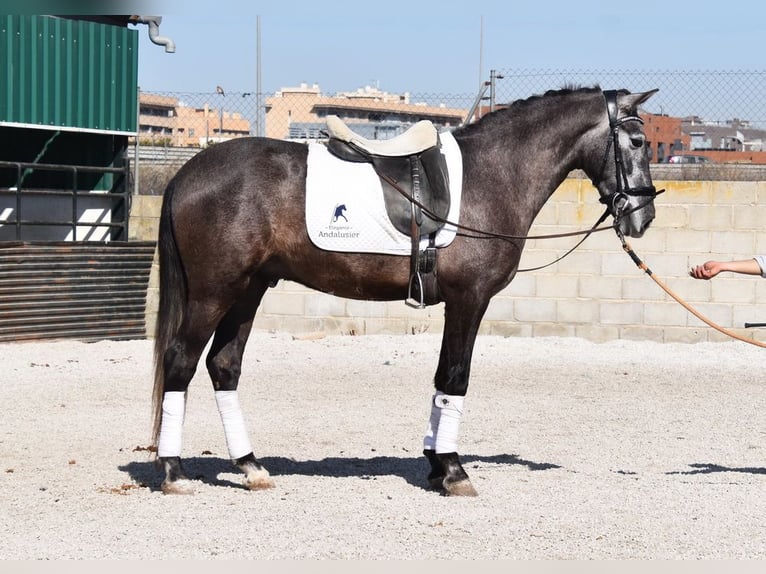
xmin=0 ymin=160 xmax=130 ymax=241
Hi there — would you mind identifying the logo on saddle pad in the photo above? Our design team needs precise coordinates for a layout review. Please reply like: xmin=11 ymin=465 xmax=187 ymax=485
xmin=317 ymin=202 xmax=359 ymax=240
xmin=331 ymin=203 xmax=349 ymax=223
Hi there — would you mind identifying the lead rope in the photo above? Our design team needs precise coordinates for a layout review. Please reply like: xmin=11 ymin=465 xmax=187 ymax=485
xmin=620 ymin=236 xmax=766 ymax=349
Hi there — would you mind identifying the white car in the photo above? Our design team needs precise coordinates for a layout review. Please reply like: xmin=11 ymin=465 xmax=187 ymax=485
xmin=666 ymin=155 xmax=712 ymax=164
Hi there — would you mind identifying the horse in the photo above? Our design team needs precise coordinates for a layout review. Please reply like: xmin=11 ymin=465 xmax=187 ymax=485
xmin=150 ymin=86 xmax=660 ymax=496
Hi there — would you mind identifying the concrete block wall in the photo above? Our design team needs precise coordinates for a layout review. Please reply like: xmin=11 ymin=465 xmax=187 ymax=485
xmin=130 ymin=178 xmax=766 ymax=344
xmin=127 ymin=194 xmax=161 ymax=338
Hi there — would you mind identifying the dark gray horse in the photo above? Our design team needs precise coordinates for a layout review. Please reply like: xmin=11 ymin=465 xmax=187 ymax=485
xmin=151 ymin=87 xmax=659 ymax=496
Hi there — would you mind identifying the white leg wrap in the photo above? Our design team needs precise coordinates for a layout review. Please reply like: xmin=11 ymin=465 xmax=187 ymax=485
xmin=423 ymin=392 xmax=465 ymax=454
xmin=215 ymin=390 xmax=253 ymax=460
xmin=157 ymin=391 xmax=186 ymax=457
xmin=423 ymin=393 xmax=442 ymax=451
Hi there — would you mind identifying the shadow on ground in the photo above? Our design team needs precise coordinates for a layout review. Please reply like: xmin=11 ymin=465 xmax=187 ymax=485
xmin=120 ymin=452 xmax=561 ymax=492
xmin=666 ymin=463 xmax=766 ymax=476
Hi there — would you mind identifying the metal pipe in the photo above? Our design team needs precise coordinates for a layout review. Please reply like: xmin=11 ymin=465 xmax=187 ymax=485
xmin=134 ymin=86 xmax=140 ymax=197
xmin=461 ymin=81 xmax=490 ymax=127
xmin=132 ymin=16 xmax=176 ymax=53
xmin=256 ymin=15 xmax=263 ymax=137
xmin=489 ymin=69 xmax=504 ymax=113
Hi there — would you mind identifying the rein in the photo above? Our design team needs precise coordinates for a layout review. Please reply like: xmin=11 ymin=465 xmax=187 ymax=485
xmin=379 ymin=172 xmax=614 ymax=242
xmin=620 ymin=236 xmax=766 ymax=349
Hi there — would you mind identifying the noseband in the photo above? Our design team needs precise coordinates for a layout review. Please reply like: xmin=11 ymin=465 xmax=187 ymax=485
xmin=595 ymin=90 xmax=663 ymax=226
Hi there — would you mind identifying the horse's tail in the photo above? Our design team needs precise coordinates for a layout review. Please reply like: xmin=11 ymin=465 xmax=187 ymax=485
xmin=151 ymin=181 xmax=187 ymax=448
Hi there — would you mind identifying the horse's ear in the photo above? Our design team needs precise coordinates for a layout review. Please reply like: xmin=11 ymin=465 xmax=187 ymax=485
xmin=619 ymin=88 xmax=659 ymax=112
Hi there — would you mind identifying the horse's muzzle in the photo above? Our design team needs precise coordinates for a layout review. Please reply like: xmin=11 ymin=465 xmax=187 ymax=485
xmin=621 ymin=204 xmax=655 ymax=238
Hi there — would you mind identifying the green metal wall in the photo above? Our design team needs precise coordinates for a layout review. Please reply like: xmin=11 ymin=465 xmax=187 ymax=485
xmin=0 ymin=15 xmax=138 ymax=134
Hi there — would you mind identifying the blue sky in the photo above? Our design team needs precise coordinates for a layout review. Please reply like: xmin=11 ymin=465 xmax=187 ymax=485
xmin=134 ymin=0 xmax=763 ymax=96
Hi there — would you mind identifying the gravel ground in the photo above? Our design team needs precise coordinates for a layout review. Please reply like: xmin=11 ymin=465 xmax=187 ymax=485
xmin=1 ymin=331 xmax=765 ymax=559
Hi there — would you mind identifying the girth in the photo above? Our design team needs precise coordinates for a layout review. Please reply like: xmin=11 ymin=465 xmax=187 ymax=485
xmin=325 ymin=119 xmax=451 ymax=308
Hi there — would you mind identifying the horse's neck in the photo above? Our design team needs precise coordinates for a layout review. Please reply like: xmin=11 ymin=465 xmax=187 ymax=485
xmin=466 ymin=130 xmax=576 ymax=192
xmin=455 ymin=113 xmax=593 ymax=230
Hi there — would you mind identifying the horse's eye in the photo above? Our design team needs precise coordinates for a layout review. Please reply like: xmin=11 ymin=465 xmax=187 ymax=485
xmin=630 ymin=137 xmax=644 ymax=148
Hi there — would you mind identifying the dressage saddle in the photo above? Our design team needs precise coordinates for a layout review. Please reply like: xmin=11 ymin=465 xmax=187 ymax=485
xmin=324 ymin=115 xmax=450 ymax=237
xmin=324 ymin=115 xmax=451 ymax=307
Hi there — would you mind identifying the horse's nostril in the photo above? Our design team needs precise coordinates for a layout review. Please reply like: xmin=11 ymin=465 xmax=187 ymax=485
xmin=633 ymin=219 xmax=652 ymax=238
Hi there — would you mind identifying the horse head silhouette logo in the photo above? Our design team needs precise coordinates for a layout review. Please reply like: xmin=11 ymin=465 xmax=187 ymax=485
xmin=331 ymin=203 xmax=348 ymax=223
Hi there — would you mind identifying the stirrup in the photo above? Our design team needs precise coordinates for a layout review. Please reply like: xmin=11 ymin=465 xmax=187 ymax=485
xmin=405 ymin=272 xmax=425 ymax=309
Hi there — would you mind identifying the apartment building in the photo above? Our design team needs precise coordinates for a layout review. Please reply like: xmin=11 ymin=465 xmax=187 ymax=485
xmin=138 ymin=93 xmax=251 ymax=147
xmin=265 ymin=83 xmax=468 ymax=141
xmin=641 ymin=112 xmax=687 ymax=163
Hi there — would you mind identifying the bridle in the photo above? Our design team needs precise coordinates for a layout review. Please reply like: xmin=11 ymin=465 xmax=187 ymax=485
xmin=594 ymin=90 xmax=664 ymax=234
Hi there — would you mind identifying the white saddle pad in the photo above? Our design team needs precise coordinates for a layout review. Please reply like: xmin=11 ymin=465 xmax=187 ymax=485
xmin=305 ymin=131 xmax=462 ymax=255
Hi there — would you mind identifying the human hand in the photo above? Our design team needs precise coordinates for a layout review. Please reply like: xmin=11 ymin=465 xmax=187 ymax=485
xmin=689 ymin=260 xmax=722 ymax=280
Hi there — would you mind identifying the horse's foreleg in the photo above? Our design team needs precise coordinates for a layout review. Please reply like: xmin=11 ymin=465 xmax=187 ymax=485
xmin=423 ymin=393 xmax=476 ymax=495
xmin=423 ymin=297 xmax=488 ymax=496
xmin=423 ymin=394 xmax=478 ymax=497
xmin=206 ymin=280 xmax=274 ymax=491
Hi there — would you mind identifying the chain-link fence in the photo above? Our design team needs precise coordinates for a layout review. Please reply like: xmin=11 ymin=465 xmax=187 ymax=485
xmin=491 ymin=69 xmax=766 ymax=126
xmin=134 ymin=69 xmax=766 ymax=194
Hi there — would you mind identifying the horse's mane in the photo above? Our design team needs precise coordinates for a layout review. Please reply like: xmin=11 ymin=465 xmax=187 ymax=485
xmin=458 ymin=84 xmax=603 ymax=134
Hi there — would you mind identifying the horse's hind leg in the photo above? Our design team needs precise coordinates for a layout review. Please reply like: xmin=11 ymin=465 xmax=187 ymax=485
xmin=206 ymin=279 xmax=274 ymax=491
xmin=158 ymin=303 xmax=221 ymax=494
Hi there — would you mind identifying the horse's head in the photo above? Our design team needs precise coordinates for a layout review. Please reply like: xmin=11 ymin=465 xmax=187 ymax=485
xmin=590 ymin=89 xmax=660 ymax=238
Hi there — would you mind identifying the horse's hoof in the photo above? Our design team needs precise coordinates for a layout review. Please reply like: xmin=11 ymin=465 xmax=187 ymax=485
xmin=161 ymin=478 xmax=196 ymax=495
xmin=244 ymin=473 xmax=276 ymax=491
xmin=427 ymin=475 xmax=445 ymax=491
xmin=443 ymin=478 xmax=478 ymax=497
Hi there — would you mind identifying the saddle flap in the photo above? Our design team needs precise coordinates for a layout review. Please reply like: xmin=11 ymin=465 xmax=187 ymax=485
xmin=327 ymin=139 xmax=369 ymax=163
xmin=372 ymin=144 xmax=450 ymax=237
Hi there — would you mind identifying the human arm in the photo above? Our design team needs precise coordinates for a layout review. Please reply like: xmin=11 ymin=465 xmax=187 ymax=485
xmin=689 ymin=257 xmax=765 ymax=280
